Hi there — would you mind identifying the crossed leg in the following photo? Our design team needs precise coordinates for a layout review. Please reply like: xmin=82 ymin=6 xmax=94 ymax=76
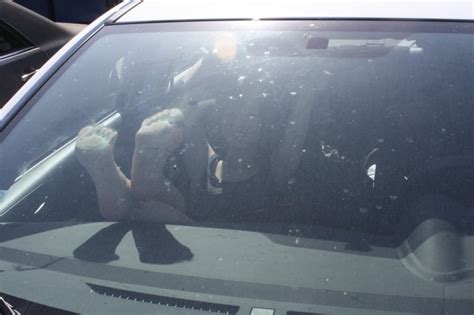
xmin=75 ymin=126 xmax=132 ymax=221
xmin=131 ymin=109 xmax=188 ymax=214
xmin=75 ymin=109 xmax=191 ymax=224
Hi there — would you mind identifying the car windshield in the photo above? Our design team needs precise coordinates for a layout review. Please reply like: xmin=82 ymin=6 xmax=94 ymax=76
xmin=0 ymin=20 xmax=473 ymax=314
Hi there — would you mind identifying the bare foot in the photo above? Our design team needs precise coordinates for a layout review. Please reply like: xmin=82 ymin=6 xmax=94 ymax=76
xmin=75 ymin=125 xmax=118 ymax=177
xmin=135 ymin=109 xmax=184 ymax=154
xmin=75 ymin=125 xmax=131 ymax=221
xmin=131 ymin=109 xmax=186 ymax=211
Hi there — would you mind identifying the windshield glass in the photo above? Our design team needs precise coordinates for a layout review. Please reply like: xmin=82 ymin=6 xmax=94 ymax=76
xmin=0 ymin=21 xmax=473 ymax=314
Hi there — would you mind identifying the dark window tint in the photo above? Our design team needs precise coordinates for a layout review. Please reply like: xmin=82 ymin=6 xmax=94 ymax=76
xmin=0 ymin=20 xmax=32 ymax=57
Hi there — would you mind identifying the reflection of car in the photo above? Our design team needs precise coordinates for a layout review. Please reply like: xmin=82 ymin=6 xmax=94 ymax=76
xmin=0 ymin=0 xmax=473 ymax=314
xmin=0 ymin=0 xmax=84 ymax=107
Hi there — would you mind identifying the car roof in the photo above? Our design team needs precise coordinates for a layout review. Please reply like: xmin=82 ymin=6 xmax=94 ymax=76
xmin=116 ymin=0 xmax=474 ymax=23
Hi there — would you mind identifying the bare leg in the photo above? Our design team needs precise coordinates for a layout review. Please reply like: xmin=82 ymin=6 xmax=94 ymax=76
xmin=132 ymin=200 xmax=193 ymax=225
xmin=75 ymin=126 xmax=132 ymax=221
xmin=131 ymin=109 xmax=187 ymax=213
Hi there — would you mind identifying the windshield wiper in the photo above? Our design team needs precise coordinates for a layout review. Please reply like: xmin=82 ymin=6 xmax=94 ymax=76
xmin=0 ymin=296 xmax=21 ymax=315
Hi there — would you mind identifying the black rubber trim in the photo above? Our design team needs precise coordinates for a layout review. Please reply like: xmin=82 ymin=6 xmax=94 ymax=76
xmin=87 ymin=283 xmax=239 ymax=314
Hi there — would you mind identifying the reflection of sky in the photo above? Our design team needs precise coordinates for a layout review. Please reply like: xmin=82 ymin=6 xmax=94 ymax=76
xmin=367 ymin=164 xmax=376 ymax=181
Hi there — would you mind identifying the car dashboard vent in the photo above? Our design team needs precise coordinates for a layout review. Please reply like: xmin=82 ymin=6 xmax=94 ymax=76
xmin=87 ymin=283 xmax=239 ymax=314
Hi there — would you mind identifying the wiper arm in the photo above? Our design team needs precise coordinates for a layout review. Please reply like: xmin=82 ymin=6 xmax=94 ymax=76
xmin=0 ymin=296 xmax=21 ymax=315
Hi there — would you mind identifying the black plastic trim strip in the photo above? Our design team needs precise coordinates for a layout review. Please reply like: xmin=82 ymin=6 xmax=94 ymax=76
xmin=87 ymin=283 xmax=239 ymax=314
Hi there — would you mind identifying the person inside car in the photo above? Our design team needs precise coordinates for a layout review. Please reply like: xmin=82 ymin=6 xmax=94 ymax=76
xmin=74 ymin=33 xmax=312 ymax=224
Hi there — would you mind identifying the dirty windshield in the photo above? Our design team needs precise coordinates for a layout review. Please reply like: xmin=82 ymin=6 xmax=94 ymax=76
xmin=0 ymin=20 xmax=473 ymax=313
xmin=1 ymin=20 xmax=474 ymax=248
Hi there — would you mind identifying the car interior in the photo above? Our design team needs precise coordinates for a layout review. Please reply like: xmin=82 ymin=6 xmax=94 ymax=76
xmin=1 ymin=25 xmax=474 ymax=285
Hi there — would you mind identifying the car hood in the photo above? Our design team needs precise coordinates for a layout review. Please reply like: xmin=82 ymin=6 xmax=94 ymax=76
xmin=0 ymin=222 xmax=470 ymax=314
